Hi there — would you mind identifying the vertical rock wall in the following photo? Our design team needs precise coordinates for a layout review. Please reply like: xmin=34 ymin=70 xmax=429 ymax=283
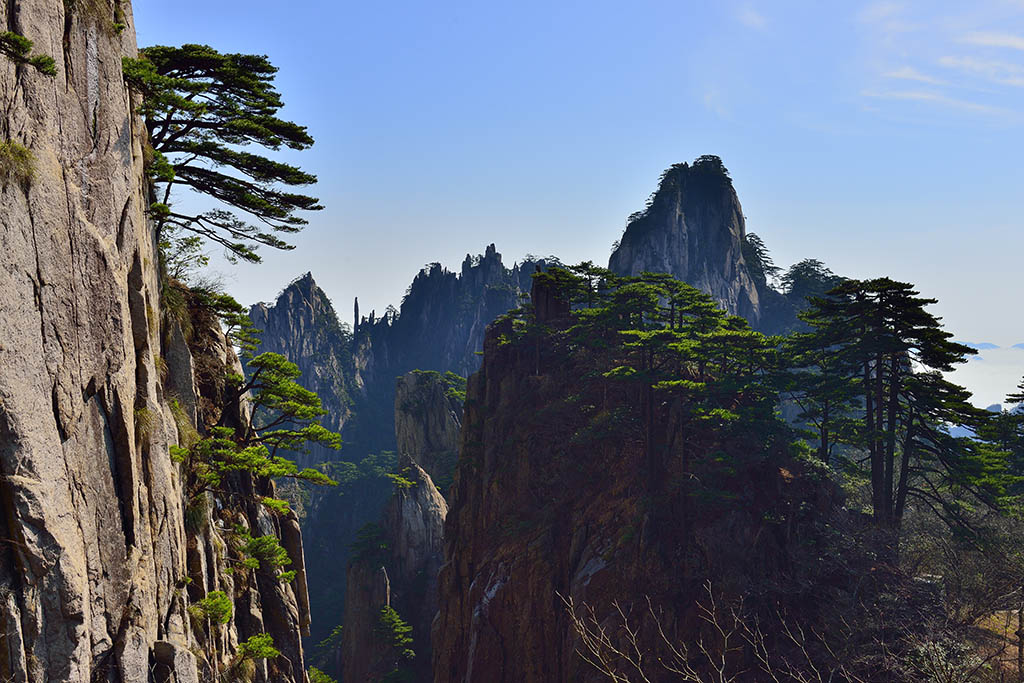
xmin=394 ymin=371 xmax=462 ymax=494
xmin=341 ymin=461 xmax=447 ymax=683
xmin=0 ymin=2 xmax=310 ymax=680
xmin=250 ymin=273 xmax=356 ymax=469
xmin=338 ymin=371 xmax=456 ymax=682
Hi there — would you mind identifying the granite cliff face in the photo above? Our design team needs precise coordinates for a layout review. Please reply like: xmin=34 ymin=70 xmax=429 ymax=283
xmin=394 ymin=370 xmax=463 ymax=494
xmin=314 ymin=370 xmax=460 ymax=681
xmin=609 ymin=156 xmax=762 ymax=322
xmin=0 ymin=1 xmax=309 ymax=680
xmin=176 ymin=311 xmax=311 ymax=683
xmin=250 ymin=248 xmax=549 ymax=646
xmin=347 ymin=243 xmax=546 ymax=454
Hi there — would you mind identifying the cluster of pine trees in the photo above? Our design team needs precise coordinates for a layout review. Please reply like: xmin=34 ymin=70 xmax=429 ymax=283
xmin=510 ymin=262 xmax=1024 ymax=680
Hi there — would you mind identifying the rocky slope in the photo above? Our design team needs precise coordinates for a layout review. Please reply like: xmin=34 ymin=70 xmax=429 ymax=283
xmin=340 ymin=460 xmax=447 ymax=682
xmin=608 ymin=155 xmax=762 ymax=322
xmin=431 ymin=287 xmax=840 ymax=682
xmin=394 ymin=370 xmax=463 ymax=494
xmin=0 ymin=2 xmax=309 ymax=680
xmin=250 ymin=249 xmax=547 ymax=646
xmin=314 ymin=369 xmax=460 ymax=681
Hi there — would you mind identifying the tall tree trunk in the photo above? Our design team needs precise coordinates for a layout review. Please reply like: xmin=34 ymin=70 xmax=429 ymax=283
xmin=894 ymin=416 xmax=914 ymax=531
xmin=875 ymin=354 xmax=886 ymax=523
xmin=884 ymin=355 xmax=901 ymax=525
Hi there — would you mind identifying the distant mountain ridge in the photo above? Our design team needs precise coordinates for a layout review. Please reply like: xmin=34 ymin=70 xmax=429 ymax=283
xmin=249 ymin=246 xmax=558 ymax=646
xmin=251 ymin=156 xmax=837 ymax=660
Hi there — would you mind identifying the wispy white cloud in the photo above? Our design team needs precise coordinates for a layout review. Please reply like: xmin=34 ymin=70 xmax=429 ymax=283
xmin=861 ymin=88 xmax=1007 ymax=115
xmin=856 ymin=4 xmax=1024 ymax=123
xmin=962 ymin=31 xmax=1024 ymax=51
xmin=736 ymin=4 xmax=767 ymax=30
xmin=883 ymin=66 xmax=946 ymax=85
xmin=939 ymin=55 xmax=1024 ymax=86
xmin=858 ymin=1 xmax=904 ymax=25
xmin=858 ymin=1 xmax=921 ymax=36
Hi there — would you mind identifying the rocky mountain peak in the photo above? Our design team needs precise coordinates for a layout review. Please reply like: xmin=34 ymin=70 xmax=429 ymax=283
xmin=608 ymin=156 xmax=761 ymax=322
xmin=250 ymin=273 xmax=355 ymax=467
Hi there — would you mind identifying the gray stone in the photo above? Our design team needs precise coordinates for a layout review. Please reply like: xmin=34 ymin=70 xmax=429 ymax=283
xmin=609 ymin=159 xmax=762 ymax=322
xmin=0 ymin=2 xmax=311 ymax=680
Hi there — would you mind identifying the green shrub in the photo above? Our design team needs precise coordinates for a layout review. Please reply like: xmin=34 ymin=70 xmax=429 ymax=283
xmin=377 ymin=606 xmax=414 ymax=658
xmin=134 ymin=406 xmax=154 ymax=442
xmin=0 ymin=141 xmax=35 ymax=183
xmin=308 ymin=667 xmax=338 ymax=683
xmin=259 ymin=496 xmax=291 ymax=515
xmin=234 ymin=528 xmax=295 ymax=582
xmin=168 ymin=398 xmax=199 ymax=448
xmin=237 ymin=633 xmax=279 ymax=660
xmin=183 ymin=495 xmax=209 ymax=533
xmin=0 ymin=33 xmax=55 ymax=76
xmin=350 ymin=523 xmax=388 ymax=565
xmin=377 ymin=605 xmax=415 ymax=681
xmin=188 ymin=590 xmax=232 ymax=625
xmin=385 ymin=470 xmax=416 ymax=491
xmin=441 ymin=371 xmax=467 ymax=403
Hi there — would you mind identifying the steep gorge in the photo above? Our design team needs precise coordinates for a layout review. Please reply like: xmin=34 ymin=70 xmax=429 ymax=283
xmin=250 ymin=247 xmax=551 ymax=648
xmin=241 ymin=156 xmax=837 ymax=680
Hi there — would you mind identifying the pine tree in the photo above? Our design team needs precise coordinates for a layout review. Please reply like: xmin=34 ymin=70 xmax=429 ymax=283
xmin=798 ymin=278 xmax=1004 ymax=533
xmin=123 ymin=44 xmax=322 ymax=263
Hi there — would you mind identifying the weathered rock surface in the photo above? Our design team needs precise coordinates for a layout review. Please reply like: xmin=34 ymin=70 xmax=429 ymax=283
xmin=431 ymin=291 xmax=836 ymax=683
xmin=333 ymin=370 xmax=458 ymax=681
xmin=394 ymin=370 xmax=462 ymax=493
xmin=253 ymin=250 xmax=551 ymax=646
xmin=609 ymin=156 xmax=762 ymax=322
xmin=250 ymin=272 xmax=356 ymax=468
xmin=0 ymin=1 xmax=310 ymax=680
xmin=341 ymin=460 xmax=447 ymax=683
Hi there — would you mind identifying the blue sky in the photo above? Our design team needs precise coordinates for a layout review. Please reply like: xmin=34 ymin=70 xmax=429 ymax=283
xmin=133 ymin=0 xmax=1024 ymax=407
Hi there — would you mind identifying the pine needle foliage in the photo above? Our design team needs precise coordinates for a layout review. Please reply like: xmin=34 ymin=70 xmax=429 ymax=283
xmin=503 ymin=264 xmax=1017 ymax=551
xmin=188 ymin=590 xmax=232 ymax=625
xmin=0 ymin=32 xmax=56 ymax=76
xmin=122 ymin=44 xmax=321 ymax=263
xmin=237 ymin=633 xmax=280 ymax=660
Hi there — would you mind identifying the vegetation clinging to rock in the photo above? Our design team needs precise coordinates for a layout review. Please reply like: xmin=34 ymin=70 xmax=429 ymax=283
xmin=0 ymin=32 xmax=56 ymax=76
xmin=0 ymin=141 xmax=36 ymax=184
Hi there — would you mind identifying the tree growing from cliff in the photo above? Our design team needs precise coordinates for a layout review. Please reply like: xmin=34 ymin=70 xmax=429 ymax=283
xmin=741 ymin=233 xmax=781 ymax=287
xmin=174 ymin=352 xmax=339 ymax=506
xmin=376 ymin=606 xmax=415 ymax=681
xmin=123 ymin=44 xmax=321 ymax=263
xmin=171 ymin=291 xmax=338 ymax=513
xmin=0 ymin=31 xmax=56 ymax=75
